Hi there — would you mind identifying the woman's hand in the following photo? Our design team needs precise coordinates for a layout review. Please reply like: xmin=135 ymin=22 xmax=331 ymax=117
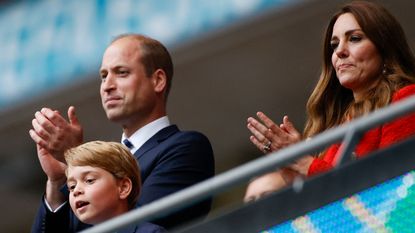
xmin=287 ymin=155 xmax=314 ymax=176
xmin=247 ymin=112 xmax=302 ymax=153
xmin=247 ymin=112 xmax=314 ymax=176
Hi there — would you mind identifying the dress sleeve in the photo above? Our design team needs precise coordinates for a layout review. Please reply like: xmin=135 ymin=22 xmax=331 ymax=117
xmin=380 ymin=85 xmax=415 ymax=148
xmin=307 ymin=144 xmax=340 ymax=176
xmin=307 ymin=85 xmax=415 ymax=176
xmin=307 ymin=158 xmax=333 ymax=176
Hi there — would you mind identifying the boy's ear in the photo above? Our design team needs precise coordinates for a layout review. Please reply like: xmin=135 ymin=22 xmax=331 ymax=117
xmin=118 ymin=178 xmax=132 ymax=200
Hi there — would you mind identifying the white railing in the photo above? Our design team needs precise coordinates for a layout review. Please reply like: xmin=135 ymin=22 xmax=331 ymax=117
xmin=82 ymin=95 xmax=415 ymax=233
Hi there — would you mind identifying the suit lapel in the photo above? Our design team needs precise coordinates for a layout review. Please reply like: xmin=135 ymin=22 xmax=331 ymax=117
xmin=134 ymin=125 xmax=179 ymax=159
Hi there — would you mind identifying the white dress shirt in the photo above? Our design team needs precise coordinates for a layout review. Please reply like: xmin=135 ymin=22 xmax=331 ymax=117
xmin=121 ymin=116 xmax=171 ymax=154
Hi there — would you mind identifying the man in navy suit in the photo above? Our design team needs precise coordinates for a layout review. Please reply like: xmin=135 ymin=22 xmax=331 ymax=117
xmin=29 ymin=34 xmax=215 ymax=232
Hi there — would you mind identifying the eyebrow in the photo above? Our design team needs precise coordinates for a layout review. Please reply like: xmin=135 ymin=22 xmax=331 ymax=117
xmin=100 ymin=65 xmax=128 ymax=74
xmin=66 ymin=176 xmax=75 ymax=184
xmin=67 ymin=170 xmax=96 ymax=182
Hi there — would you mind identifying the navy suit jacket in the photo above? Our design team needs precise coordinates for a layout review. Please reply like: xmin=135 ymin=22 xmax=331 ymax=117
xmin=31 ymin=125 xmax=215 ymax=232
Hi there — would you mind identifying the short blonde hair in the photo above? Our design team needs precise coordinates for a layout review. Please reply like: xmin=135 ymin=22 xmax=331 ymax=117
xmin=65 ymin=141 xmax=141 ymax=209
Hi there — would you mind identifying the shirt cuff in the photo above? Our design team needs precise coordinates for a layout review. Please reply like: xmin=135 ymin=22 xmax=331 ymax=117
xmin=44 ymin=196 xmax=67 ymax=213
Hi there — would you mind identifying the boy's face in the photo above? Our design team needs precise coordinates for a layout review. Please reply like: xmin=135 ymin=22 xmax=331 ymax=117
xmin=67 ymin=165 xmax=128 ymax=225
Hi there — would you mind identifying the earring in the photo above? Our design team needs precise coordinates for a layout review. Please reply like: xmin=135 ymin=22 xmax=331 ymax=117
xmin=382 ymin=64 xmax=388 ymax=75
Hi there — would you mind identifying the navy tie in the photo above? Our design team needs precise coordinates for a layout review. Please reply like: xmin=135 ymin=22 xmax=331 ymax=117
xmin=123 ymin=139 xmax=134 ymax=149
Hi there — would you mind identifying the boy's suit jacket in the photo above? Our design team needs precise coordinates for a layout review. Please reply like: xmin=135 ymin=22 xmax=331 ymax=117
xmin=31 ymin=125 xmax=215 ymax=232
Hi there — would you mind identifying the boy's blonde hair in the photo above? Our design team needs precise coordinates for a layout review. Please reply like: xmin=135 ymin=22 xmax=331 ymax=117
xmin=65 ymin=141 xmax=141 ymax=209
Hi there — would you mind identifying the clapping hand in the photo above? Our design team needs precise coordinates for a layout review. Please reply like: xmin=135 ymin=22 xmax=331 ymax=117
xmin=29 ymin=106 xmax=83 ymax=163
xmin=247 ymin=112 xmax=301 ymax=153
xmin=29 ymin=106 xmax=83 ymax=208
xmin=247 ymin=112 xmax=313 ymax=176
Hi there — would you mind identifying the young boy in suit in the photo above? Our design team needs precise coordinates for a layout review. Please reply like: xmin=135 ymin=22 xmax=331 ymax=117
xmin=65 ymin=140 xmax=166 ymax=233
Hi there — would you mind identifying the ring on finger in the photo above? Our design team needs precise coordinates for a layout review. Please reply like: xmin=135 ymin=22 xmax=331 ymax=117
xmin=263 ymin=141 xmax=271 ymax=152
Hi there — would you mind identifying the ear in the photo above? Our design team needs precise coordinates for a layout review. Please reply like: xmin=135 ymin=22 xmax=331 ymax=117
xmin=151 ymin=69 xmax=167 ymax=94
xmin=118 ymin=177 xmax=132 ymax=200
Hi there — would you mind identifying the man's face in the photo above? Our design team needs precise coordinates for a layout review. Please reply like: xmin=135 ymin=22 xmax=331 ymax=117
xmin=99 ymin=38 xmax=157 ymax=126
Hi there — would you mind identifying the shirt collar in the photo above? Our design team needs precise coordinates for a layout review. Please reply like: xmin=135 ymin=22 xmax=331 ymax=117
xmin=121 ymin=116 xmax=170 ymax=154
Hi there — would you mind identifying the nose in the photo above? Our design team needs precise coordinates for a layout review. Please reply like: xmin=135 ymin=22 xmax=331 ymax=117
xmin=101 ymin=73 xmax=116 ymax=93
xmin=73 ymin=184 xmax=84 ymax=197
xmin=334 ymin=41 xmax=348 ymax=58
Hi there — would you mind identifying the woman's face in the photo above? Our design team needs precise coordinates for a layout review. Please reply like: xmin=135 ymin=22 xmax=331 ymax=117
xmin=331 ymin=13 xmax=383 ymax=100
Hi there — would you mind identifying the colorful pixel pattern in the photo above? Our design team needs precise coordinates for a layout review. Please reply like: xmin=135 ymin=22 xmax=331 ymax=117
xmin=263 ymin=171 xmax=415 ymax=233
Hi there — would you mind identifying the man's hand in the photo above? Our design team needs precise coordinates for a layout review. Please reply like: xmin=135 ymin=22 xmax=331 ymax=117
xmin=29 ymin=106 xmax=83 ymax=162
xmin=37 ymin=144 xmax=67 ymax=209
xmin=37 ymin=144 xmax=67 ymax=182
xmin=30 ymin=106 xmax=83 ymax=210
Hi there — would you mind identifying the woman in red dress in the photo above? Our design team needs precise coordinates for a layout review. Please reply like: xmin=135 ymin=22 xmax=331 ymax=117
xmin=246 ymin=1 xmax=415 ymax=196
